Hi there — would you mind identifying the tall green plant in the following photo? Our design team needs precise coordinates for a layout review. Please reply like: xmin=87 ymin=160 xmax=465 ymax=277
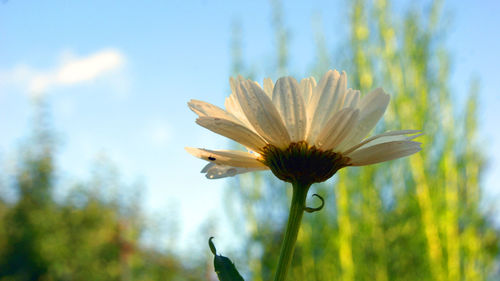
xmin=225 ymin=0 xmax=498 ymax=280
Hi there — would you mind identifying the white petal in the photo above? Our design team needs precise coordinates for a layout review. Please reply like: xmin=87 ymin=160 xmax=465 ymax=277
xmin=234 ymin=79 xmax=291 ymax=148
xmin=300 ymin=77 xmax=316 ymax=105
xmin=306 ymin=70 xmax=338 ymax=141
xmin=335 ymin=88 xmax=390 ymax=151
xmin=201 ymin=163 xmax=268 ymax=179
xmin=306 ymin=70 xmax=347 ymax=143
xmin=343 ymin=89 xmax=360 ymax=108
xmin=228 ymin=76 xmax=244 ymax=96
xmin=196 ymin=117 xmax=267 ymax=153
xmin=188 ymin=99 xmax=240 ymax=123
xmin=360 ymin=135 xmax=411 ymax=146
xmin=264 ymin=78 xmax=274 ymax=97
xmin=226 ymin=77 xmax=254 ymax=127
xmin=200 ymin=162 xmax=216 ymax=173
xmin=342 ymin=130 xmax=421 ymax=154
xmin=224 ymin=94 xmax=253 ymax=128
xmin=185 ymin=147 xmax=266 ymax=168
xmin=315 ymin=108 xmax=360 ymax=150
xmin=272 ymin=77 xmax=307 ymax=141
xmin=329 ymin=71 xmax=347 ymax=113
xmin=346 ymin=141 xmax=421 ymax=166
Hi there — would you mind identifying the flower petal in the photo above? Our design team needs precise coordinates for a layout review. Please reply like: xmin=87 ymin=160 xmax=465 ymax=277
xmin=272 ymin=77 xmax=307 ymax=142
xmin=196 ymin=117 xmax=267 ymax=152
xmin=300 ymin=77 xmax=316 ymax=105
xmin=264 ymin=78 xmax=274 ymax=97
xmin=343 ymin=89 xmax=360 ymax=108
xmin=185 ymin=147 xmax=266 ymax=168
xmin=225 ymin=77 xmax=255 ymax=127
xmin=346 ymin=140 xmax=421 ymax=166
xmin=188 ymin=99 xmax=240 ymax=123
xmin=224 ymin=94 xmax=254 ymax=128
xmin=200 ymin=163 xmax=268 ymax=179
xmin=234 ymin=79 xmax=291 ymax=148
xmin=306 ymin=70 xmax=347 ymax=143
xmin=315 ymin=108 xmax=360 ymax=150
xmin=342 ymin=130 xmax=422 ymax=154
xmin=335 ymin=88 xmax=390 ymax=151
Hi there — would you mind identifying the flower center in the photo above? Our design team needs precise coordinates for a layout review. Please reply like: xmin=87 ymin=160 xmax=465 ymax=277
xmin=260 ymin=141 xmax=351 ymax=185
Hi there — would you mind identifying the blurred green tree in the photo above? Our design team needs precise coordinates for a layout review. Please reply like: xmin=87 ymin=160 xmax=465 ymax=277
xmin=225 ymin=0 xmax=499 ymax=280
xmin=0 ymin=102 xmax=206 ymax=281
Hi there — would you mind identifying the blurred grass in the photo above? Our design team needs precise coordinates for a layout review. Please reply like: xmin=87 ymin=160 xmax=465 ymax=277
xmin=224 ymin=0 xmax=500 ymax=280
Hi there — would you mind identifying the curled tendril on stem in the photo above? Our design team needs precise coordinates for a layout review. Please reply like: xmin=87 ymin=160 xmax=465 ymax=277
xmin=304 ymin=193 xmax=325 ymax=213
xmin=208 ymin=237 xmax=217 ymax=255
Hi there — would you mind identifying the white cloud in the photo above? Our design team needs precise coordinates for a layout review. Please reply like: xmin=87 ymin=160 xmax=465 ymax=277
xmin=0 ymin=64 xmax=36 ymax=87
xmin=0 ymin=48 xmax=126 ymax=97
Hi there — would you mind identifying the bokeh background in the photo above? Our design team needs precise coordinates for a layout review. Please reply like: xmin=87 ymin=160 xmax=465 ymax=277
xmin=1 ymin=0 xmax=500 ymax=280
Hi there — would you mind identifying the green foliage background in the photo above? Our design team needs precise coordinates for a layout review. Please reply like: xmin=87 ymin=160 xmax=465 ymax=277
xmin=0 ymin=104 xmax=207 ymax=280
xmin=224 ymin=0 xmax=500 ymax=280
xmin=0 ymin=0 xmax=498 ymax=280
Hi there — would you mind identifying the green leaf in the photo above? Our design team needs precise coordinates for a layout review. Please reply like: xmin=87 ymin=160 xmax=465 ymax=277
xmin=209 ymin=237 xmax=245 ymax=281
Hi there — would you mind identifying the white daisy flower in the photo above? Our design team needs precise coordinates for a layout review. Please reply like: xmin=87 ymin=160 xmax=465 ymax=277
xmin=186 ymin=70 xmax=421 ymax=185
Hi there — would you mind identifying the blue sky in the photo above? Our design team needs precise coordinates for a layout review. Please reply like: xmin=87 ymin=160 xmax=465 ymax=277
xmin=1 ymin=0 xmax=499 ymax=253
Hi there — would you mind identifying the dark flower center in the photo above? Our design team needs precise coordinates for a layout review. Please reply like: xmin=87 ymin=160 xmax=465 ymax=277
xmin=260 ymin=141 xmax=351 ymax=186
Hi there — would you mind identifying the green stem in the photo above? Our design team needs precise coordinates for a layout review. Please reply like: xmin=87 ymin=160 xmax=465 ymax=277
xmin=273 ymin=182 xmax=310 ymax=281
